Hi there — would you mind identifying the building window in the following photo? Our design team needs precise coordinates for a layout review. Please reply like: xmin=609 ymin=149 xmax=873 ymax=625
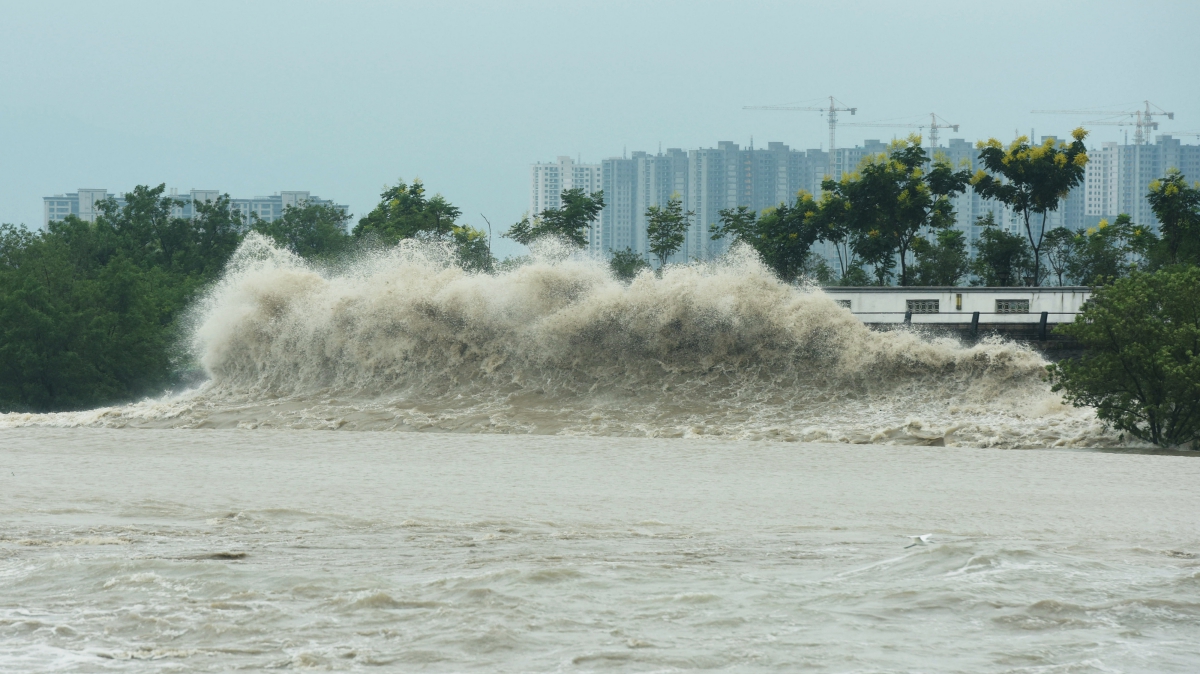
xmin=906 ymin=299 xmax=939 ymax=314
xmin=835 ymin=299 xmax=851 ymax=310
xmin=996 ymin=299 xmax=1030 ymax=314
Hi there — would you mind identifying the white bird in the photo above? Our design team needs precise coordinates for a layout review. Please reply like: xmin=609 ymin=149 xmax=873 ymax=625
xmin=905 ymin=534 xmax=933 ymax=549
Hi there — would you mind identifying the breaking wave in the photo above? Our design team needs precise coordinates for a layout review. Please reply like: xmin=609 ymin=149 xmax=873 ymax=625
xmin=1 ymin=235 xmax=1125 ymax=447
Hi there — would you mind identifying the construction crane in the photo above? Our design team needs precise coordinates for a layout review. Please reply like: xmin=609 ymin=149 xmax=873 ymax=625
xmin=840 ymin=113 xmax=960 ymax=151
xmin=1080 ymin=113 xmax=1162 ymax=145
xmin=1032 ymin=101 xmax=1175 ymax=145
xmin=744 ymin=96 xmax=856 ymax=174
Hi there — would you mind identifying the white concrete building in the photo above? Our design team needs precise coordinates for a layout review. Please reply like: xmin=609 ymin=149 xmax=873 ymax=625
xmin=43 ymin=188 xmax=347 ymax=228
xmin=820 ymin=286 xmax=1091 ymax=324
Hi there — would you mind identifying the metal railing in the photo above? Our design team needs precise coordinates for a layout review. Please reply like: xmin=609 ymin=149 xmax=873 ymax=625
xmin=847 ymin=310 xmax=1083 ymax=340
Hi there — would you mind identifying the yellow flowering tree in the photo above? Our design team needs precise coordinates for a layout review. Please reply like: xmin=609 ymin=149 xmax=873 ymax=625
xmin=971 ymin=128 xmax=1089 ymax=285
xmin=1146 ymin=169 xmax=1200 ymax=266
xmin=819 ymin=135 xmax=971 ymax=286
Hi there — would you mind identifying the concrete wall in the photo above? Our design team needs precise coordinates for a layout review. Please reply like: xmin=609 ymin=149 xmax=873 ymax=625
xmin=820 ymin=287 xmax=1091 ymax=324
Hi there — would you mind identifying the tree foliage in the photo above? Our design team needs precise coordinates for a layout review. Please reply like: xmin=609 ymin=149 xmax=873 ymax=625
xmin=971 ymin=129 xmax=1089 ymax=285
xmin=912 ymin=229 xmax=970 ymax=286
xmin=353 ymin=178 xmax=491 ymax=268
xmin=0 ymin=184 xmax=250 ymax=412
xmin=1042 ymin=226 xmax=1076 ymax=286
xmin=504 ymin=188 xmax=604 ymax=248
xmin=353 ymin=179 xmax=461 ymax=244
xmin=713 ymin=192 xmax=822 ymax=283
xmin=820 ymin=136 xmax=970 ymax=286
xmin=253 ymin=202 xmax=351 ymax=260
xmin=609 ymin=248 xmax=650 ymax=281
xmin=451 ymin=224 xmax=493 ymax=272
xmin=1066 ymin=214 xmax=1156 ymax=286
xmin=645 ymin=195 xmax=692 ymax=268
xmin=970 ymin=214 xmax=1033 ymax=286
xmin=1047 ymin=267 xmax=1200 ymax=448
xmin=1146 ymin=169 xmax=1200 ymax=266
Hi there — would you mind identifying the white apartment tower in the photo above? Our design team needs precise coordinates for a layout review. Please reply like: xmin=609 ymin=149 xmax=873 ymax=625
xmin=529 ymin=156 xmax=604 ymax=253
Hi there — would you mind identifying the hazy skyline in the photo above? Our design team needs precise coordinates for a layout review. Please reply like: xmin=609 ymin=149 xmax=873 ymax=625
xmin=3 ymin=0 xmax=1198 ymax=258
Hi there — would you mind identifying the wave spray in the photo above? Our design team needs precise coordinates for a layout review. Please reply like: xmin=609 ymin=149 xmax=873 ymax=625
xmin=5 ymin=235 xmax=1120 ymax=447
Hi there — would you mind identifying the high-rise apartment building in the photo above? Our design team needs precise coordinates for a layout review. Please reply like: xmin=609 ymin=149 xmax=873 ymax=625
xmin=529 ymin=156 xmax=605 ymax=254
xmin=537 ymin=134 xmax=1200 ymax=269
xmin=1079 ymin=135 xmax=1200 ymax=229
xmin=43 ymin=188 xmax=347 ymax=229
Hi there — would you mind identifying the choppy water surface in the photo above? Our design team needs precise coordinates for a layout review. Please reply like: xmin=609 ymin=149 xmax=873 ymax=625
xmin=2 ymin=237 xmax=1194 ymax=671
xmin=2 ymin=428 xmax=1198 ymax=672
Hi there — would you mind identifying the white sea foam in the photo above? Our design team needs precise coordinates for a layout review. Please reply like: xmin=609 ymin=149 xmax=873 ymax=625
xmin=1 ymin=235 xmax=1124 ymax=447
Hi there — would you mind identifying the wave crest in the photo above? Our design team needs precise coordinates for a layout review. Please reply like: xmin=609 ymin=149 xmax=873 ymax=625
xmin=3 ymin=236 xmax=1124 ymax=447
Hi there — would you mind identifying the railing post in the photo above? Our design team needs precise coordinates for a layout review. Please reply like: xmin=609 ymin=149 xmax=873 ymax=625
xmin=1039 ymin=311 xmax=1049 ymax=341
xmin=970 ymin=311 xmax=979 ymax=338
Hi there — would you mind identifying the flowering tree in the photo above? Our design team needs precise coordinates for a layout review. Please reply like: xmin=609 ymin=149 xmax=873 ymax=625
xmin=970 ymin=129 xmax=1089 ymax=285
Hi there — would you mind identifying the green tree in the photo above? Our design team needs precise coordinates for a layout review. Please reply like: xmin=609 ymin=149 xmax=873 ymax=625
xmin=809 ymin=197 xmax=856 ymax=279
xmin=353 ymin=179 xmax=437 ymax=243
xmin=1042 ymin=226 xmax=1077 ymax=286
xmin=354 ymin=179 xmax=491 ymax=269
xmin=427 ymin=195 xmax=462 ymax=240
xmin=646 ymin=195 xmax=692 ymax=268
xmin=503 ymin=188 xmax=605 ymax=248
xmin=609 ymin=248 xmax=650 ymax=281
xmin=911 ymin=228 xmax=970 ymax=286
xmin=1047 ymin=267 xmax=1200 ymax=448
xmin=836 ymin=262 xmax=873 ymax=286
xmin=1067 ymin=215 xmax=1157 ymax=286
xmin=252 ymin=202 xmax=352 ymax=260
xmin=713 ymin=191 xmax=822 ymax=283
xmin=1146 ymin=169 xmax=1200 ymax=266
xmin=0 ymin=222 xmax=178 ymax=411
xmin=820 ymin=136 xmax=971 ymax=286
xmin=0 ymin=184 xmax=262 ymax=412
xmin=451 ymin=224 xmax=493 ymax=272
xmin=970 ymin=129 xmax=1089 ymax=285
xmin=970 ymin=214 xmax=1033 ymax=286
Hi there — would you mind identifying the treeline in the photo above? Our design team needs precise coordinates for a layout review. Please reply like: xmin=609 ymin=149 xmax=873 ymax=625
xmin=507 ymin=130 xmax=1199 ymax=287
xmin=0 ymin=180 xmax=492 ymax=412
xmin=708 ymin=131 xmax=1200 ymax=287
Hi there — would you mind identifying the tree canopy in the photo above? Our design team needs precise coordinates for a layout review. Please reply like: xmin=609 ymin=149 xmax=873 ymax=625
xmin=0 ymin=184 xmax=251 ymax=412
xmin=713 ymin=191 xmax=823 ymax=283
xmin=354 ymin=178 xmax=491 ymax=269
xmin=820 ymin=136 xmax=970 ymax=286
xmin=1047 ymin=266 xmax=1200 ymax=448
xmin=971 ymin=129 xmax=1089 ymax=285
xmin=253 ymin=202 xmax=352 ymax=260
xmin=1147 ymin=169 xmax=1200 ymax=266
xmin=645 ymin=195 xmax=691 ymax=268
xmin=970 ymin=214 xmax=1033 ymax=287
xmin=504 ymin=188 xmax=604 ymax=248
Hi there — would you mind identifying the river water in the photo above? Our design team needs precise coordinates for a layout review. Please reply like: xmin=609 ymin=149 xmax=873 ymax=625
xmin=2 ymin=429 xmax=1198 ymax=672
xmin=4 ymin=238 xmax=1198 ymax=671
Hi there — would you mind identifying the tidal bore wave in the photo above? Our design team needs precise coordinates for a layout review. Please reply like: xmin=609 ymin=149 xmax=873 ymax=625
xmin=1 ymin=235 xmax=1124 ymax=447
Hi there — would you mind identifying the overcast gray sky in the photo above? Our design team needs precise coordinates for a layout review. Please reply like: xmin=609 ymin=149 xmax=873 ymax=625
xmin=2 ymin=0 xmax=1198 ymax=258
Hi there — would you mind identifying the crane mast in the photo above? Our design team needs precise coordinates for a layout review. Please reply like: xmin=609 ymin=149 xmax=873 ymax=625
xmin=744 ymin=96 xmax=857 ymax=176
xmin=840 ymin=113 xmax=959 ymax=152
xmin=1032 ymin=101 xmax=1175 ymax=145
